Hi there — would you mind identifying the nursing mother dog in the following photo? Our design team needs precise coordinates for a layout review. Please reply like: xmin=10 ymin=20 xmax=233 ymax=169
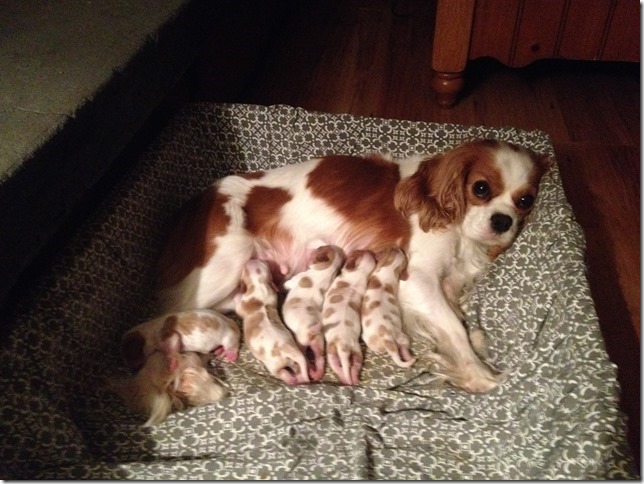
xmin=152 ymin=139 xmax=550 ymax=396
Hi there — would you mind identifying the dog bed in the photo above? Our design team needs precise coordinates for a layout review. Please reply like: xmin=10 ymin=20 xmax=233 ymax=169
xmin=0 ymin=102 xmax=637 ymax=479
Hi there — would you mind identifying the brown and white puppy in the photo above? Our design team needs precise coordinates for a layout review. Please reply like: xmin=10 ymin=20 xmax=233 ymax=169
xmin=121 ymin=309 xmax=241 ymax=371
xmin=111 ymin=351 xmax=227 ymax=426
xmin=236 ymin=259 xmax=309 ymax=384
xmin=321 ymin=250 xmax=376 ymax=385
xmin=361 ymin=247 xmax=416 ymax=368
xmin=282 ymin=244 xmax=345 ymax=381
xmin=113 ymin=309 xmax=240 ymax=425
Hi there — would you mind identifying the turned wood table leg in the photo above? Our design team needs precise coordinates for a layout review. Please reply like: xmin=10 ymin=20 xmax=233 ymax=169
xmin=430 ymin=0 xmax=475 ymax=108
xmin=431 ymin=70 xmax=465 ymax=108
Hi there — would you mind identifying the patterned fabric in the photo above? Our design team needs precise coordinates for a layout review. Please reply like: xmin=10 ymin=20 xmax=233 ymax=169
xmin=0 ymin=103 xmax=637 ymax=479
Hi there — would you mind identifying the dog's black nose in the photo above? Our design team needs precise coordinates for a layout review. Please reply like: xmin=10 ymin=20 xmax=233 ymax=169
xmin=491 ymin=213 xmax=513 ymax=234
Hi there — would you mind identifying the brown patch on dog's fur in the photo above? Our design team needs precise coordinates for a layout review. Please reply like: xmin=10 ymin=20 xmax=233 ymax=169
xmin=307 ymin=155 xmax=411 ymax=251
xmin=368 ymin=277 xmax=383 ymax=290
xmin=157 ymin=186 xmax=231 ymax=289
xmin=238 ymin=171 xmax=265 ymax=180
xmin=244 ymin=186 xmax=293 ymax=237
xmin=299 ymin=276 xmax=314 ymax=288
xmin=239 ymin=297 xmax=264 ymax=316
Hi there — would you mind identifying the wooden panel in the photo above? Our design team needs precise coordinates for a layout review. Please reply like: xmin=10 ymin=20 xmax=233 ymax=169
xmin=469 ymin=0 xmax=521 ymax=64
xmin=431 ymin=0 xmax=476 ymax=72
xmin=601 ymin=0 xmax=640 ymax=61
xmin=558 ymin=0 xmax=613 ymax=60
xmin=511 ymin=0 xmax=567 ymax=67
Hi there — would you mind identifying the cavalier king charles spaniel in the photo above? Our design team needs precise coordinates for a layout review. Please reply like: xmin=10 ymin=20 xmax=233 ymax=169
xmin=148 ymin=138 xmax=550 ymax=394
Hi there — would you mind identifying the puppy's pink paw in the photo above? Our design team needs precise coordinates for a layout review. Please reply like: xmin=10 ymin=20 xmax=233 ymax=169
xmin=383 ymin=338 xmax=416 ymax=368
xmin=223 ymin=349 xmax=239 ymax=362
xmin=275 ymin=357 xmax=310 ymax=385
xmin=259 ymin=346 xmax=310 ymax=385
xmin=212 ymin=345 xmax=239 ymax=362
xmin=327 ymin=342 xmax=363 ymax=385
xmin=300 ymin=338 xmax=325 ymax=382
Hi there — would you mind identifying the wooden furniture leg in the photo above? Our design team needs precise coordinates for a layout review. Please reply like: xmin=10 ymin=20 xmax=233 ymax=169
xmin=431 ymin=0 xmax=475 ymax=107
xmin=431 ymin=71 xmax=465 ymax=108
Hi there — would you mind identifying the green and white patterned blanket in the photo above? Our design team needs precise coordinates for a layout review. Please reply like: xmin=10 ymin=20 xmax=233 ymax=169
xmin=0 ymin=103 xmax=637 ymax=479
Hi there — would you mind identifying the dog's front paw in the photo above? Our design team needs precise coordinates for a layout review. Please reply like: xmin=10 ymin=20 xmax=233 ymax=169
xmin=456 ymin=363 xmax=502 ymax=393
xmin=427 ymin=352 xmax=504 ymax=393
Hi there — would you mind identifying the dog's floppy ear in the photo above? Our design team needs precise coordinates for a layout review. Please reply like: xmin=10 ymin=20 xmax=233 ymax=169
xmin=395 ymin=153 xmax=470 ymax=231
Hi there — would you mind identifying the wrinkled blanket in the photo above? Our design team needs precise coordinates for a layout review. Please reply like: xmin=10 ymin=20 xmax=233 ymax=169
xmin=0 ymin=103 xmax=637 ymax=479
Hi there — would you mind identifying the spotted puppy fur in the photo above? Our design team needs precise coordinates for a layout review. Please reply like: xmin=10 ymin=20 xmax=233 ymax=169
xmin=115 ymin=308 xmax=239 ymax=426
xmin=282 ymin=245 xmax=345 ymax=381
xmin=322 ymin=249 xmax=376 ymax=385
xmin=236 ymin=259 xmax=310 ymax=384
xmin=121 ymin=309 xmax=241 ymax=371
xmin=361 ymin=247 xmax=416 ymax=368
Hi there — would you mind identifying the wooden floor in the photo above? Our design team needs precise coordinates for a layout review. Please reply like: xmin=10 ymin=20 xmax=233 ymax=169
xmin=195 ymin=0 xmax=640 ymax=467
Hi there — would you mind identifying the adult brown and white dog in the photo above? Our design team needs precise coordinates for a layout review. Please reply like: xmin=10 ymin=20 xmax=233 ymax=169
xmin=156 ymin=139 xmax=550 ymax=393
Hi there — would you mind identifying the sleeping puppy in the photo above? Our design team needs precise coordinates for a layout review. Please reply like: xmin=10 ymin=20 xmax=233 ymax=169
xmin=361 ymin=247 xmax=416 ymax=367
xmin=121 ymin=309 xmax=241 ymax=370
xmin=111 ymin=350 xmax=227 ymax=427
xmin=322 ymin=250 xmax=376 ymax=385
xmin=113 ymin=309 xmax=240 ymax=425
xmin=282 ymin=245 xmax=345 ymax=381
xmin=236 ymin=259 xmax=310 ymax=385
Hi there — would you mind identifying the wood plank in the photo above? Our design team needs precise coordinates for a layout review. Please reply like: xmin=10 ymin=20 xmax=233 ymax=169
xmin=512 ymin=0 xmax=567 ymax=66
xmin=469 ymin=0 xmax=520 ymax=64
xmin=601 ymin=0 xmax=641 ymax=61
xmin=558 ymin=0 xmax=613 ymax=59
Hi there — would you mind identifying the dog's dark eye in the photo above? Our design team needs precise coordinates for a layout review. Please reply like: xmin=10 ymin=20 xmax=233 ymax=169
xmin=473 ymin=181 xmax=491 ymax=199
xmin=517 ymin=194 xmax=535 ymax=210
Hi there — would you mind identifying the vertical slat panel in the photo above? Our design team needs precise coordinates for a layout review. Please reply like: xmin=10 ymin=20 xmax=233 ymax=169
xmin=511 ymin=0 xmax=567 ymax=66
xmin=468 ymin=0 xmax=521 ymax=64
xmin=601 ymin=0 xmax=640 ymax=61
xmin=558 ymin=0 xmax=613 ymax=60
xmin=431 ymin=0 xmax=476 ymax=72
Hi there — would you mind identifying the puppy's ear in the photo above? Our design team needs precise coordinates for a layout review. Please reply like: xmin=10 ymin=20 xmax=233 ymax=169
xmin=395 ymin=153 xmax=469 ymax=231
